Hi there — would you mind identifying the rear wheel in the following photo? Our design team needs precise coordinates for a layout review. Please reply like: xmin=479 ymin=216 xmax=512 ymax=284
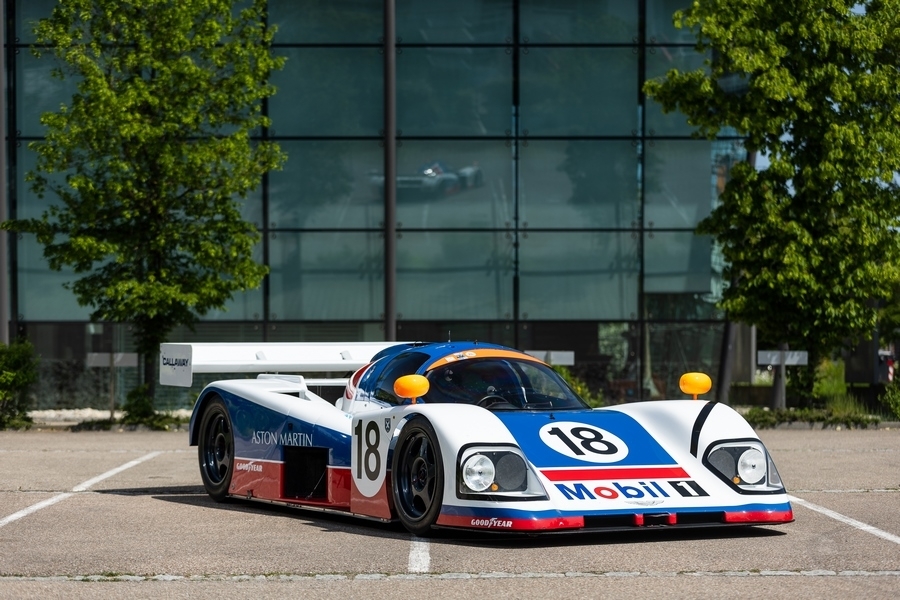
xmin=197 ymin=396 xmax=233 ymax=501
xmin=391 ymin=418 xmax=443 ymax=535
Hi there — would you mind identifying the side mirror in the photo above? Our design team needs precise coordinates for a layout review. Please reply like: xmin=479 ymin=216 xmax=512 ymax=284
xmin=394 ymin=374 xmax=430 ymax=404
xmin=679 ymin=372 xmax=712 ymax=400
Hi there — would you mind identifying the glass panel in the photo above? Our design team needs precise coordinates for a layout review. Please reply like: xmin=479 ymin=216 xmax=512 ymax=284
xmin=393 ymin=141 xmax=512 ymax=229
xmin=598 ymin=322 xmax=640 ymax=403
xmin=646 ymin=0 xmax=695 ymax=44
xmin=268 ymin=0 xmax=382 ymax=44
xmin=520 ymin=141 xmax=639 ymax=229
xmin=644 ymin=46 xmax=708 ymax=136
xmin=18 ymin=236 xmax=91 ymax=320
xmin=519 ymin=232 xmax=639 ymax=319
xmin=15 ymin=0 xmax=56 ymax=44
xmin=644 ymin=139 xmax=711 ymax=229
xmin=200 ymin=244 xmax=265 ymax=321
xmin=16 ymin=52 xmax=81 ymax=138
xmin=520 ymin=48 xmax=638 ymax=136
xmin=520 ymin=0 xmax=638 ymax=43
xmin=644 ymin=231 xmax=723 ymax=319
xmin=396 ymin=232 xmax=513 ymax=320
xmin=270 ymin=141 xmax=384 ymax=229
xmin=269 ymin=48 xmax=383 ymax=136
xmin=644 ymin=140 xmax=738 ymax=229
xmin=268 ymin=232 xmax=383 ymax=320
xmin=397 ymin=0 xmax=512 ymax=43
xmin=397 ymin=48 xmax=512 ymax=137
xmin=647 ymin=322 xmax=723 ymax=399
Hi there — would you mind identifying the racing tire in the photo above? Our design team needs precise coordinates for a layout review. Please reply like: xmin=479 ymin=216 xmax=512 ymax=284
xmin=197 ymin=396 xmax=234 ymax=502
xmin=391 ymin=417 xmax=444 ymax=536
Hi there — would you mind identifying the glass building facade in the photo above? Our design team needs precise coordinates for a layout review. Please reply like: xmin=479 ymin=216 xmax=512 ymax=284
xmin=3 ymin=0 xmax=746 ymax=408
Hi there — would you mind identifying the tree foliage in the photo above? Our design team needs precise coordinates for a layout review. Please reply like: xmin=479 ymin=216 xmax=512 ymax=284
xmin=0 ymin=341 xmax=40 ymax=429
xmin=644 ymin=1 xmax=900 ymax=399
xmin=3 ymin=0 xmax=286 ymax=388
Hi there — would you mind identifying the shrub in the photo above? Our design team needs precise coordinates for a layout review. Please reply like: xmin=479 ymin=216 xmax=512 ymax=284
xmin=880 ymin=382 xmax=900 ymax=420
xmin=0 ymin=340 xmax=40 ymax=429
xmin=553 ymin=365 xmax=605 ymax=408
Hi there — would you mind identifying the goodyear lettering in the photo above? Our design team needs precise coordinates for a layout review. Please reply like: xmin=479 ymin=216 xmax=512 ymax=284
xmin=161 ymin=356 xmax=189 ymax=367
xmin=236 ymin=462 xmax=263 ymax=472
xmin=251 ymin=430 xmax=313 ymax=446
xmin=470 ymin=518 xmax=513 ymax=529
xmin=556 ymin=480 xmax=707 ymax=500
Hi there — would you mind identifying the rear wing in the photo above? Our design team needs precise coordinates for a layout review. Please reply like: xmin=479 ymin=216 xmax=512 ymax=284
xmin=159 ymin=342 xmax=404 ymax=387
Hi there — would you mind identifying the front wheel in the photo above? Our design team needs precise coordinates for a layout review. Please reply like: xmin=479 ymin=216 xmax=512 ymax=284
xmin=391 ymin=418 xmax=444 ymax=536
xmin=197 ymin=396 xmax=233 ymax=501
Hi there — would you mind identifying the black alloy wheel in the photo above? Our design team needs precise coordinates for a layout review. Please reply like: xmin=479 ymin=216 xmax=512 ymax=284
xmin=391 ymin=418 xmax=444 ymax=536
xmin=197 ymin=396 xmax=234 ymax=501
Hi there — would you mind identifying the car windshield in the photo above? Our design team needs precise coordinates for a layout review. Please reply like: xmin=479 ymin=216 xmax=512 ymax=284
xmin=422 ymin=358 xmax=588 ymax=411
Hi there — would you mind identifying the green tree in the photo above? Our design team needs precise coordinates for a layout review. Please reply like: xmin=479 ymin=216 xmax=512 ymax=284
xmin=644 ymin=1 xmax=900 ymax=405
xmin=3 ymin=0 xmax=286 ymax=393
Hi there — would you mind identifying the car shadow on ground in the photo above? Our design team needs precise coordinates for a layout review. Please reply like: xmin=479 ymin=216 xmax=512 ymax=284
xmin=95 ymin=484 xmax=789 ymax=548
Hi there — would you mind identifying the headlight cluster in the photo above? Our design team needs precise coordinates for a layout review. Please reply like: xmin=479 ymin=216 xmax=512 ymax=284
xmin=458 ymin=447 xmax=547 ymax=500
xmin=705 ymin=440 xmax=784 ymax=493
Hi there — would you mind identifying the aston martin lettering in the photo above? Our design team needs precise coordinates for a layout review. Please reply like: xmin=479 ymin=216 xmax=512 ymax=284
xmin=470 ymin=518 xmax=513 ymax=529
xmin=250 ymin=430 xmax=313 ymax=446
xmin=539 ymin=422 xmax=628 ymax=463
xmin=555 ymin=480 xmax=708 ymax=500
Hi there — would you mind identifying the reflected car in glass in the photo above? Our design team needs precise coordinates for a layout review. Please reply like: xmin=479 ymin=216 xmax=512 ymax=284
xmin=369 ymin=160 xmax=483 ymax=199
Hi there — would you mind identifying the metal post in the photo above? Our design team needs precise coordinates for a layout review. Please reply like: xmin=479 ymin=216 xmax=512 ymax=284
xmin=0 ymin=3 xmax=9 ymax=345
xmin=383 ymin=0 xmax=397 ymax=341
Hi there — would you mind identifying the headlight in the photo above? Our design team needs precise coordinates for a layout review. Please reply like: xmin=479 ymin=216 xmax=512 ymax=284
xmin=462 ymin=454 xmax=495 ymax=492
xmin=457 ymin=447 xmax=547 ymax=500
xmin=704 ymin=440 xmax=785 ymax=493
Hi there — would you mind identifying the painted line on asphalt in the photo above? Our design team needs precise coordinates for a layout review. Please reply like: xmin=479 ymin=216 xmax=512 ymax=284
xmin=789 ymin=494 xmax=900 ymax=545
xmin=3 ymin=570 xmax=900 ymax=582
xmin=0 ymin=451 xmax=163 ymax=529
xmin=408 ymin=536 xmax=431 ymax=573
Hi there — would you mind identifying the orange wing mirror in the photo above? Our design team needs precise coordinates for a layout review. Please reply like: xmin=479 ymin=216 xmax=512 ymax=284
xmin=394 ymin=374 xmax=430 ymax=404
xmin=679 ymin=372 xmax=712 ymax=400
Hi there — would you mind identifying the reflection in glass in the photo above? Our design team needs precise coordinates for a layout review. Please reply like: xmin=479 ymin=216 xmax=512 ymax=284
xmin=396 ymin=0 xmax=512 ymax=43
xmin=647 ymin=322 xmax=723 ymax=399
xmin=519 ymin=232 xmax=638 ymax=320
xmin=389 ymin=141 xmax=512 ymax=229
xmin=268 ymin=0 xmax=381 ymax=43
xmin=646 ymin=0 xmax=695 ymax=44
xmin=397 ymin=48 xmax=512 ymax=137
xmin=15 ymin=0 xmax=57 ymax=44
xmin=396 ymin=232 xmax=513 ymax=320
xmin=598 ymin=323 xmax=639 ymax=403
xmin=519 ymin=141 xmax=639 ymax=229
xmin=268 ymin=232 xmax=384 ymax=321
xmin=521 ymin=0 xmax=637 ymax=43
xmin=17 ymin=53 xmax=81 ymax=138
xmin=269 ymin=48 xmax=383 ymax=136
xmin=644 ymin=46 xmax=709 ymax=136
xmin=520 ymin=48 xmax=638 ymax=136
xmin=644 ymin=231 xmax=723 ymax=319
xmin=18 ymin=237 xmax=91 ymax=320
xmin=644 ymin=140 xmax=745 ymax=228
xmin=270 ymin=141 xmax=384 ymax=229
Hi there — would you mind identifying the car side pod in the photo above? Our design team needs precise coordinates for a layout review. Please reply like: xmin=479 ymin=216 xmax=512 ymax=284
xmin=679 ymin=372 xmax=712 ymax=399
xmin=394 ymin=374 xmax=430 ymax=404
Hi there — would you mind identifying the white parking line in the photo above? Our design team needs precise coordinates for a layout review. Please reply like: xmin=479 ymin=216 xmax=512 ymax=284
xmin=789 ymin=494 xmax=900 ymax=545
xmin=408 ymin=536 xmax=431 ymax=573
xmin=0 ymin=451 xmax=163 ymax=529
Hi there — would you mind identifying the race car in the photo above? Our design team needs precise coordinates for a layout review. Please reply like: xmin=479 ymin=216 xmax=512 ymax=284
xmin=160 ymin=340 xmax=793 ymax=536
xmin=369 ymin=160 xmax=483 ymax=199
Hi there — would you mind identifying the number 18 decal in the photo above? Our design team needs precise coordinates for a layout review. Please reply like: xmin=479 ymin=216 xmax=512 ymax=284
xmin=539 ymin=422 xmax=628 ymax=463
xmin=352 ymin=417 xmax=391 ymax=497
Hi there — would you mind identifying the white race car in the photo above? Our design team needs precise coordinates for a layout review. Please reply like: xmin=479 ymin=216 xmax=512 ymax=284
xmin=369 ymin=160 xmax=483 ymax=199
xmin=161 ymin=341 xmax=793 ymax=536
